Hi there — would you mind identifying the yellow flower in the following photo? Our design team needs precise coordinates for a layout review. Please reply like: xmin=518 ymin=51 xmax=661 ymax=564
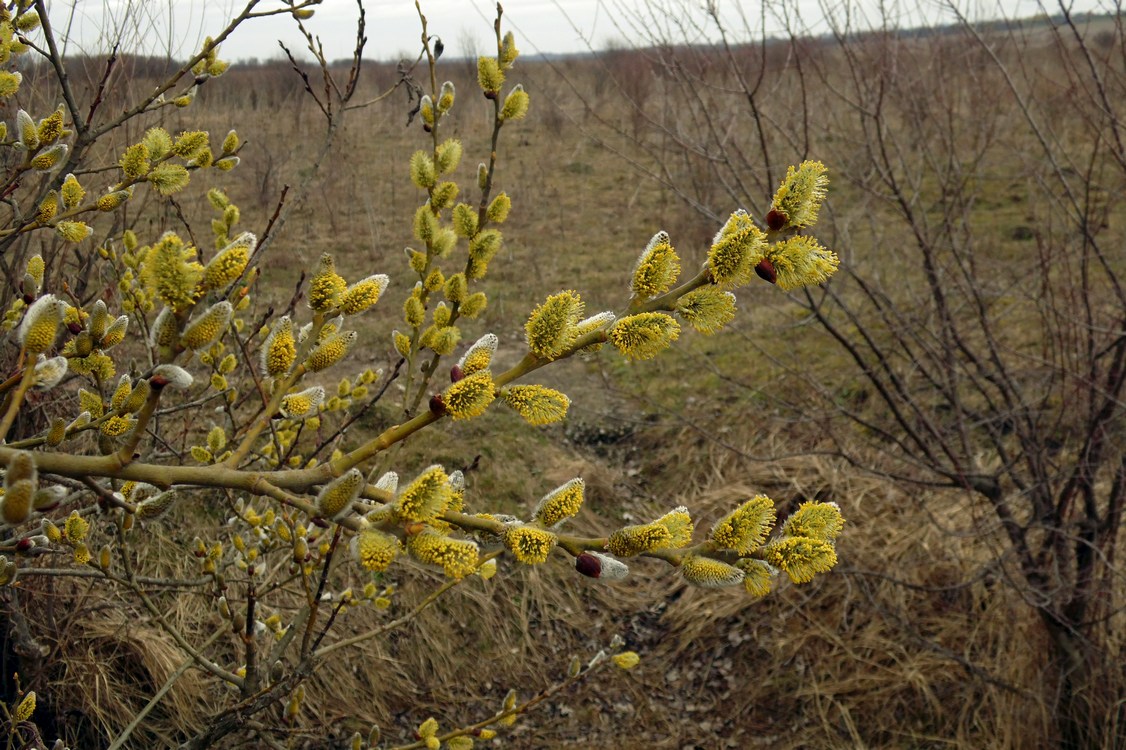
xmin=407 ymin=529 xmax=479 ymax=579
xmin=676 ymin=287 xmax=736 ymax=335
xmin=30 ymin=143 xmax=67 ymax=171
xmin=171 ymin=130 xmax=209 ymax=158
xmin=709 ymin=495 xmax=776 ymax=554
xmin=631 ymin=230 xmax=680 ymax=300
xmin=1 ymin=481 xmax=34 ymax=525
xmin=97 ymin=189 xmax=131 ymax=211
xmin=487 ymin=192 xmax=511 ymax=223
xmin=16 ymin=110 xmax=38 ymax=150
xmin=769 ymin=160 xmax=828 ymax=229
xmin=202 ymin=232 xmax=254 ymax=291
xmin=307 ymin=254 xmax=347 ymax=311
xmin=606 ymin=522 xmax=671 ymax=558
xmin=65 ymin=510 xmax=90 ymax=542
xmin=761 ymin=536 xmax=838 ymax=584
xmin=394 ymin=465 xmax=452 ymax=523
xmin=410 ymin=150 xmax=436 ymax=189
xmin=467 ymin=229 xmax=502 ymax=279
xmin=524 ymin=290 xmax=583 ymax=360
xmin=453 ymin=202 xmax=478 ymax=238
xmin=60 ymin=173 xmax=85 ymax=209
xmin=315 ymin=469 xmax=364 ymax=519
xmin=763 ymin=235 xmax=839 ymax=291
xmin=501 ymin=384 xmax=570 ymax=426
xmin=781 ymin=501 xmax=845 ymax=542
xmin=607 ymin=312 xmax=680 ymax=361
xmin=280 ymin=386 xmax=324 ymax=418
xmin=18 ymin=294 xmax=62 ymax=354
xmin=261 ymin=316 xmax=296 ymax=376
xmin=441 ymin=369 xmax=495 ymax=420
xmin=458 ymin=333 xmax=498 ymax=375
xmin=611 ymin=651 xmax=640 ymax=670
xmin=100 ymin=315 xmax=129 ymax=349
xmin=653 ymin=506 xmax=694 ymax=547
xmin=501 ymin=31 xmax=519 ymax=67
xmin=707 ymin=209 xmax=767 ymax=287
xmin=149 ymin=307 xmax=179 ymax=349
xmin=0 ymin=71 xmax=22 ymax=99
xmin=437 ymin=80 xmax=455 ymax=112
xmin=477 ymin=56 xmax=504 ymax=93
xmin=736 ymin=559 xmax=777 ymax=598
xmin=100 ymin=415 xmax=134 ymax=437
xmin=148 ymin=163 xmax=191 ymax=195
xmin=136 ymin=491 xmax=176 ymax=519
xmin=25 ymin=254 xmax=44 ymax=287
xmin=304 ymin=331 xmax=356 ymax=372
xmin=340 ymin=274 xmax=389 ymax=315
xmin=55 ymin=220 xmax=91 ymax=243
xmin=143 ymin=127 xmax=173 ymax=159
xmin=680 ymin=554 xmax=745 ymax=588
xmin=180 ymin=301 xmax=232 ymax=350
xmin=500 ymin=84 xmax=530 ymax=120
xmin=532 ymin=478 xmax=585 ymax=527
xmin=13 ymin=691 xmax=35 ymax=722
xmin=351 ymin=529 xmax=401 ymax=572
xmin=503 ymin=525 xmax=558 ymax=564
xmin=35 ymin=191 xmax=57 ymax=224
xmin=139 ymin=232 xmax=203 ymax=311
xmin=435 ymin=138 xmax=462 ymax=173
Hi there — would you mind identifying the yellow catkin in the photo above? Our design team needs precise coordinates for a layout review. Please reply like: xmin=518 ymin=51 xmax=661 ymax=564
xmin=351 ymin=530 xmax=401 ymax=572
xmin=407 ymin=529 xmax=479 ymax=579
xmin=503 ymin=525 xmax=557 ymax=564
xmin=501 ymin=384 xmax=571 ymax=426
xmin=532 ymin=478 xmax=585 ymax=527
xmin=680 ymin=554 xmax=745 ymax=588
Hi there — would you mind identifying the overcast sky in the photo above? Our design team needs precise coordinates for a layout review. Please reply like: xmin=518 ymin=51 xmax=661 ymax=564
xmin=46 ymin=0 xmax=1116 ymax=62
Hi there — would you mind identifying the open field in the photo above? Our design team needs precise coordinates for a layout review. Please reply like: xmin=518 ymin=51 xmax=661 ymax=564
xmin=2 ymin=5 xmax=1125 ymax=749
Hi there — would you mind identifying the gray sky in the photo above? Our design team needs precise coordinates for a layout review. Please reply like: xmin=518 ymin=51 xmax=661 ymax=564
xmin=47 ymin=1 xmax=1116 ymax=62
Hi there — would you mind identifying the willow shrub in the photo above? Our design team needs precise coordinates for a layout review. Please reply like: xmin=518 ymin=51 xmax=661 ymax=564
xmin=0 ymin=3 xmax=842 ymax=748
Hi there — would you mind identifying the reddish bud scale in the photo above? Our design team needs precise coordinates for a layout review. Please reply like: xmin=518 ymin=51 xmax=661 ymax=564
xmin=765 ymin=209 xmax=787 ymax=231
xmin=15 ymin=537 xmax=34 ymax=552
xmin=311 ymin=517 xmax=329 ymax=528
xmin=450 ymin=364 xmax=465 ymax=382
xmin=67 ymin=321 xmax=83 ymax=334
xmin=575 ymin=552 xmax=601 ymax=578
xmin=755 ymin=259 xmax=777 ymax=284
xmin=429 ymin=393 xmax=447 ymax=416
xmin=22 ymin=293 xmax=34 ymax=305
xmin=484 ymin=90 xmax=498 ymax=100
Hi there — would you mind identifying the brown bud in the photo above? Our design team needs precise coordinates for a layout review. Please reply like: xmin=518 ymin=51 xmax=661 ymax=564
xmin=765 ymin=208 xmax=787 ymax=231
xmin=67 ymin=321 xmax=83 ymax=335
xmin=450 ymin=364 xmax=464 ymax=382
xmin=484 ymin=90 xmax=498 ymax=100
xmin=429 ymin=393 xmax=446 ymax=416
xmin=422 ymin=123 xmax=432 ymax=133
xmin=755 ymin=258 xmax=777 ymax=284
xmin=575 ymin=552 xmax=602 ymax=578
xmin=15 ymin=537 xmax=34 ymax=552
